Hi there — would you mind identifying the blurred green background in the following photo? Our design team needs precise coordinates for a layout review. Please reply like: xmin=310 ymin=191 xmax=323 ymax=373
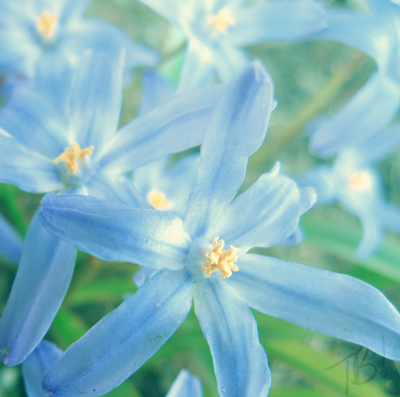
xmin=1 ymin=0 xmax=400 ymax=396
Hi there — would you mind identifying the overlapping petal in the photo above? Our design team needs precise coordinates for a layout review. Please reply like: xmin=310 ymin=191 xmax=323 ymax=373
xmin=210 ymin=163 xmax=316 ymax=252
xmin=0 ymin=212 xmax=77 ymax=366
xmin=40 ymin=193 xmax=191 ymax=270
xmin=184 ymin=62 xmax=275 ymax=238
xmin=22 ymin=341 xmax=63 ymax=397
xmin=43 ymin=270 xmax=193 ymax=397
xmin=228 ymin=254 xmax=400 ymax=360
xmin=194 ymin=279 xmax=271 ymax=397
xmin=229 ymin=1 xmax=327 ymax=46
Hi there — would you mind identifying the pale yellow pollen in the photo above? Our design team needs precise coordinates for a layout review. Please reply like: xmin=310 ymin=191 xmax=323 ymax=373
xmin=348 ymin=171 xmax=373 ymax=192
xmin=208 ymin=8 xmax=234 ymax=35
xmin=202 ymin=237 xmax=239 ymax=279
xmin=37 ymin=11 xmax=58 ymax=39
xmin=53 ymin=143 xmax=94 ymax=175
xmin=147 ymin=191 xmax=173 ymax=211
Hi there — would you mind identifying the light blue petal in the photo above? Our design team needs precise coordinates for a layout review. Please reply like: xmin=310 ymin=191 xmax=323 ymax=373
xmin=279 ymin=226 xmax=303 ymax=246
xmin=0 ymin=214 xmax=23 ymax=263
xmin=166 ymin=370 xmax=203 ymax=397
xmin=353 ymin=123 xmax=400 ymax=165
xmin=178 ymin=42 xmax=217 ymax=92
xmin=297 ymin=165 xmax=336 ymax=204
xmin=0 ymin=89 xmax=68 ymax=158
xmin=34 ymin=52 xmax=74 ymax=118
xmin=209 ymin=163 xmax=315 ymax=252
xmin=357 ymin=215 xmax=383 ymax=259
xmin=43 ymin=270 xmax=193 ymax=397
xmin=101 ymin=84 xmax=225 ymax=175
xmin=59 ymin=0 xmax=92 ymax=26
xmin=229 ymin=1 xmax=327 ymax=46
xmin=194 ymin=279 xmax=271 ymax=397
xmin=310 ymin=73 xmax=400 ymax=158
xmin=376 ymin=203 xmax=400 ymax=233
xmin=133 ymin=267 xmax=156 ymax=288
xmin=184 ymin=62 xmax=275 ymax=239
xmin=22 ymin=341 xmax=63 ymax=397
xmin=85 ymin=175 xmax=152 ymax=209
xmin=0 ymin=212 xmax=77 ymax=366
xmin=228 ymin=254 xmax=400 ymax=360
xmin=0 ymin=135 xmax=63 ymax=193
xmin=68 ymin=51 xmax=124 ymax=156
xmin=139 ymin=71 xmax=175 ymax=116
xmin=132 ymin=157 xmax=169 ymax=195
xmin=313 ymin=10 xmax=392 ymax=67
xmin=40 ymin=193 xmax=191 ymax=270
xmin=63 ymin=21 xmax=158 ymax=73
xmin=213 ymin=46 xmax=249 ymax=84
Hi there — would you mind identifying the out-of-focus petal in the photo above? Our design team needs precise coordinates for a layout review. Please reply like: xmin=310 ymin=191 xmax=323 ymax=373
xmin=166 ymin=370 xmax=203 ymax=397
xmin=0 ymin=214 xmax=23 ymax=263
xmin=43 ymin=270 xmax=193 ymax=397
xmin=228 ymin=254 xmax=400 ymax=360
xmin=138 ymin=0 xmax=180 ymax=26
xmin=68 ymin=51 xmax=124 ymax=157
xmin=229 ymin=1 xmax=327 ymax=46
xmin=0 ymin=135 xmax=63 ymax=193
xmin=357 ymin=215 xmax=383 ymax=259
xmin=194 ymin=279 xmax=271 ymax=397
xmin=22 ymin=341 xmax=63 ymax=397
xmin=210 ymin=163 xmax=315 ymax=252
xmin=213 ymin=46 xmax=249 ymax=84
xmin=40 ymin=193 xmax=191 ymax=270
xmin=0 ymin=212 xmax=77 ymax=366
xmin=310 ymin=73 xmax=400 ymax=158
xmin=184 ymin=62 xmax=275 ymax=239
xmin=139 ymin=71 xmax=175 ymax=116
xmin=101 ymin=84 xmax=225 ymax=175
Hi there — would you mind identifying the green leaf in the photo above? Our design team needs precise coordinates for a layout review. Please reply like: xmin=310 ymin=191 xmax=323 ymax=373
xmin=105 ymin=380 xmax=143 ymax=397
xmin=302 ymin=215 xmax=400 ymax=283
xmin=66 ymin=278 xmax=138 ymax=305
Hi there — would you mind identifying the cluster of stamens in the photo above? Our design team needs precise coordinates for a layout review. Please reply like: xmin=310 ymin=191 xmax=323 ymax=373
xmin=208 ymin=8 xmax=235 ymax=35
xmin=147 ymin=191 xmax=173 ymax=210
xmin=202 ymin=237 xmax=239 ymax=279
xmin=53 ymin=143 xmax=94 ymax=175
xmin=37 ymin=11 xmax=58 ymax=39
xmin=348 ymin=171 xmax=373 ymax=192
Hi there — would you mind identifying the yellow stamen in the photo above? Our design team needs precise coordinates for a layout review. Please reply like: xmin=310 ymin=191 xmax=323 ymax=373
xmin=37 ymin=11 xmax=58 ymax=39
xmin=202 ymin=237 xmax=239 ymax=279
xmin=147 ymin=191 xmax=173 ymax=211
xmin=208 ymin=8 xmax=234 ymax=35
xmin=53 ymin=143 xmax=94 ymax=175
xmin=348 ymin=171 xmax=373 ymax=191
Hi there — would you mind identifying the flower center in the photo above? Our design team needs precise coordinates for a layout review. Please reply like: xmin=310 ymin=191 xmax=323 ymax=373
xmin=202 ymin=237 xmax=239 ymax=279
xmin=147 ymin=191 xmax=173 ymax=210
xmin=208 ymin=8 xmax=234 ymax=35
xmin=53 ymin=143 xmax=94 ymax=175
xmin=348 ymin=171 xmax=373 ymax=192
xmin=37 ymin=11 xmax=58 ymax=39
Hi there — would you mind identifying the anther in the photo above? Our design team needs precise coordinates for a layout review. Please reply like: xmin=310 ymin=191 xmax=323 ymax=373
xmin=37 ymin=11 xmax=58 ymax=39
xmin=208 ymin=8 xmax=234 ymax=35
xmin=202 ymin=237 xmax=239 ymax=279
xmin=348 ymin=171 xmax=373 ymax=192
xmin=147 ymin=191 xmax=173 ymax=211
xmin=53 ymin=143 xmax=94 ymax=175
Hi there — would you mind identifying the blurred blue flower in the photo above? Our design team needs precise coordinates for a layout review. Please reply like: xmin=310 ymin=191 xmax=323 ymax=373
xmin=40 ymin=61 xmax=400 ymax=397
xmin=0 ymin=52 xmax=225 ymax=366
xmin=301 ymin=123 xmax=400 ymax=258
xmin=0 ymin=0 xmax=157 ymax=88
xmin=22 ymin=341 xmax=62 ymax=397
xmin=140 ymin=0 xmax=327 ymax=90
xmin=310 ymin=0 xmax=400 ymax=157
xmin=0 ymin=214 xmax=23 ymax=264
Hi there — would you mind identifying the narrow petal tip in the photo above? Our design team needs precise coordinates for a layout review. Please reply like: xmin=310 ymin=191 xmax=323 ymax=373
xmin=300 ymin=186 xmax=317 ymax=214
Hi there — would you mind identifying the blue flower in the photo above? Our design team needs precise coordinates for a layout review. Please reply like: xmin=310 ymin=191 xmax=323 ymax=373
xmin=40 ymin=61 xmax=400 ymax=397
xmin=22 ymin=341 xmax=62 ymax=397
xmin=0 ymin=0 xmax=157 ymax=87
xmin=310 ymin=0 xmax=400 ymax=157
xmin=140 ymin=0 xmax=327 ymax=90
xmin=0 ymin=51 xmax=226 ymax=366
xmin=301 ymin=123 xmax=400 ymax=258
xmin=0 ymin=214 xmax=23 ymax=264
